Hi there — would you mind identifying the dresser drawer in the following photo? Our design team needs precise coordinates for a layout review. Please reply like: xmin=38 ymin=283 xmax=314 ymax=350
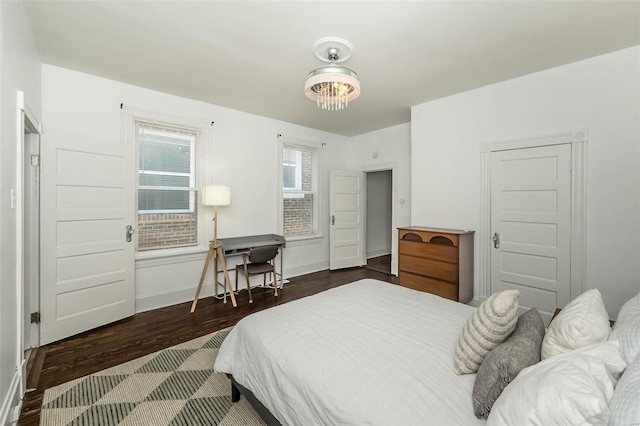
xmin=399 ymin=271 xmax=458 ymax=301
xmin=398 ymin=228 xmax=459 ymax=247
xmin=398 ymin=240 xmax=458 ymax=263
xmin=399 ymin=254 xmax=458 ymax=283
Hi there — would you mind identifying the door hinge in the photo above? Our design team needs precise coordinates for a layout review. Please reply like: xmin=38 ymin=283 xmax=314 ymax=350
xmin=30 ymin=154 xmax=40 ymax=166
xmin=30 ymin=312 xmax=41 ymax=324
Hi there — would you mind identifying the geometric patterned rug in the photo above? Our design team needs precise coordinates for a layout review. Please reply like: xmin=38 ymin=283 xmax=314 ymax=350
xmin=40 ymin=328 xmax=265 ymax=426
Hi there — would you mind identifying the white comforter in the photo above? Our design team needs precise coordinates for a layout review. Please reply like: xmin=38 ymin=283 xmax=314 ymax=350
xmin=214 ymin=278 xmax=485 ymax=426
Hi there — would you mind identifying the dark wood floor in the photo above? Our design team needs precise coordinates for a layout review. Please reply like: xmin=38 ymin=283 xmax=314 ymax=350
xmin=364 ymin=254 xmax=391 ymax=275
xmin=19 ymin=267 xmax=397 ymax=425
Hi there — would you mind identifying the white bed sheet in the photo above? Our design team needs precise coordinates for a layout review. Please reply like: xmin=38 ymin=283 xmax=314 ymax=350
xmin=214 ymin=278 xmax=485 ymax=426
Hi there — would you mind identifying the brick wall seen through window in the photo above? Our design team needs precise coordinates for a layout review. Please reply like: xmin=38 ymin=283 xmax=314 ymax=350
xmin=283 ymin=146 xmax=315 ymax=237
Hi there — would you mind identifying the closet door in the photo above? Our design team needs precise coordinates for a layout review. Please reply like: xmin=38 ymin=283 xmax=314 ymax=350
xmin=490 ymin=144 xmax=571 ymax=319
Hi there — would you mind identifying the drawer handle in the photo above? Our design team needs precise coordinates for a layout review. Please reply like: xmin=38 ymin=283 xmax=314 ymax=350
xmin=429 ymin=236 xmax=454 ymax=246
xmin=401 ymin=233 xmax=423 ymax=242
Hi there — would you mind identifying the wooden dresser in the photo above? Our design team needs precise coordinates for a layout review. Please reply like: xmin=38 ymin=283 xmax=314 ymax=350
xmin=398 ymin=227 xmax=474 ymax=303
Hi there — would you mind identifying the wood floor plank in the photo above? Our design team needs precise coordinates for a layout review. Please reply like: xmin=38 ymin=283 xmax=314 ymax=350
xmin=18 ymin=267 xmax=397 ymax=425
xmin=365 ymin=254 xmax=392 ymax=275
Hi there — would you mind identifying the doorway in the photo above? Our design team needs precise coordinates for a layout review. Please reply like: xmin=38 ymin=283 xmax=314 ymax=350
xmin=22 ymin=116 xmax=41 ymax=354
xmin=364 ymin=170 xmax=392 ymax=275
xmin=17 ymin=93 xmax=42 ymax=401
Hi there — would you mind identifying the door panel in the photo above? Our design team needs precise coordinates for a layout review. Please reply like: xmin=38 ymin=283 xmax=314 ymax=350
xmin=329 ymin=170 xmax=365 ymax=270
xmin=40 ymin=136 xmax=135 ymax=345
xmin=499 ymin=282 xmax=557 ymax=314
xmin=491 ymin=144 xmax=571 ymax=319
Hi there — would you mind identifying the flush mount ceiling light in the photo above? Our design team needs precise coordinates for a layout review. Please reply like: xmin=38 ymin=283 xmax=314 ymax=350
xmin=304 ymin=37 xmax=361 ymax=111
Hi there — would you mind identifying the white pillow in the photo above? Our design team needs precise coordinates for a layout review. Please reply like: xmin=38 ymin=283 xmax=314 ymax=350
xmin=487 ymin=341 xmax=626 ymax=426
xmin=608 ymin=352 xmax=640 ymax=426
xmin=608 ymin=291 xmax=640 ymax=363
xmin=542 ymin=289 xmax=611 ymax=359
xmin=454 ymin=289 xmax=519 ymax=375
xmin=614 ymin=291 xmax=640 ymax=324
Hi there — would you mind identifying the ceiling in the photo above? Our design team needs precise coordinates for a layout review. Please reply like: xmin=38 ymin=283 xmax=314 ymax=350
xmin=23 ymin=1 xmax=640 ymax=137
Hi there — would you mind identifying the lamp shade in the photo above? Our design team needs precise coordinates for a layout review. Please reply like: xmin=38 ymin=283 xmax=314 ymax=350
xmin=202 ymin=185 xmax=231 ymax=206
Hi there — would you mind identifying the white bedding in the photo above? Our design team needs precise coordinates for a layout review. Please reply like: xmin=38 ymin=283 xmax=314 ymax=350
xmin=214 ymin=278 xmax=485 ymax=426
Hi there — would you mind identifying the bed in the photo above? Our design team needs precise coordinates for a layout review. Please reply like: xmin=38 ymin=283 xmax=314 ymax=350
xmin=214 ymin=279 xmax=484 ymax=425
xmin=214 ymin=278 xmax=640 ymax=425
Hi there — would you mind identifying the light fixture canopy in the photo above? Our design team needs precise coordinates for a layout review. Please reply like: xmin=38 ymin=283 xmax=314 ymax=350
xmin=202 ymin=184 xmax=231 ymax=207
xmin=304 ymin=37 xmax=361 ymax=111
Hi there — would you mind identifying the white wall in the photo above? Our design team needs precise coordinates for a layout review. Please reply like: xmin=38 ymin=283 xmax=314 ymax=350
xmin=349 ymin=123 xmax=412 ymax=274
xmin=0 ymin=1 xmax=41 ymax=423
xmin=366 ymin=170 xmax=392 ymax=258
xmin=411 ymin=46 xmax=640 ymax=318
xmin=41 ymin=65 xmax=351 ymax=313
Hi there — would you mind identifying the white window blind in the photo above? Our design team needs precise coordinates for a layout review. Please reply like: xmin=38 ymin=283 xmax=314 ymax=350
xmin=137 ymin=123 xmax=197 ymax=213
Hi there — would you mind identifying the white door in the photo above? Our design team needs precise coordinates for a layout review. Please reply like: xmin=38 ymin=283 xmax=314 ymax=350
xmin=490 ymin=144 xmax=571 ymax=320
xmin=40 ymin=135 xmax=135 ymax=345
xmin=329 ymin=170 xmax=366 ymax=270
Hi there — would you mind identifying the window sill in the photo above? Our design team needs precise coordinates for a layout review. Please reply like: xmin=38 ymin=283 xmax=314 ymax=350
xmin=284 ymin=235 xmax=324 ymax=247
xmin=283 ymin=191 xmax=305 ymax=199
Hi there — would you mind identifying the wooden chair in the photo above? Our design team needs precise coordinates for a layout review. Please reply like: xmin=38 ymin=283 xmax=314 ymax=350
xmin=235 ymin=245 xmax=280 ymax=303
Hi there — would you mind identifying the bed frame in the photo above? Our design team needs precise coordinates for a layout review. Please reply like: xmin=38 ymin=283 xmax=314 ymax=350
xmin=228 ymin=374 xmax=282 ymax=426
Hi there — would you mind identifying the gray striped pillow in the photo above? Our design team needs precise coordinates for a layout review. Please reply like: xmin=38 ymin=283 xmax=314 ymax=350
xmin=454 ymin=290 xmax=520 ymax=375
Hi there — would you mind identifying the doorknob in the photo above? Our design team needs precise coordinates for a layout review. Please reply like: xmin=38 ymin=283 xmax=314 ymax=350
xmin=492 ymin=232 xmax=500 ymax=249
xmin=126 ymin=225 xmax=135 ymax=242
xmin=331 ymin=215 xmax=336 ymax=225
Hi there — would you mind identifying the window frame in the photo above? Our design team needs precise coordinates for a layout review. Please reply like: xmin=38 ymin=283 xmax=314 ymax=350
xmin=277 ymin=135 xmax=323 ymax=243
xmin=129 ymin=113 xmax=209 ymax=256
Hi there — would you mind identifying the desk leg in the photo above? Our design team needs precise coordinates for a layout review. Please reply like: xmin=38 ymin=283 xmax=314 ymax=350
xmin=191 ymin=246 xmax=213 ymax=313
xmin=216 ymin=246 xmax=237 ymax=307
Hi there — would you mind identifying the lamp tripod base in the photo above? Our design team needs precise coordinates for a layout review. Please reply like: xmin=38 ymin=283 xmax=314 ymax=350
xmin=190 ymin=240 xmax=237 ymax=312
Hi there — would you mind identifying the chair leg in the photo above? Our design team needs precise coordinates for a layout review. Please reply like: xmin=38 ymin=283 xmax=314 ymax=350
xmin=244 ymin=267 xmax=253 ymax=304
xmin=235 ymin=268 xmax=240 ymax=299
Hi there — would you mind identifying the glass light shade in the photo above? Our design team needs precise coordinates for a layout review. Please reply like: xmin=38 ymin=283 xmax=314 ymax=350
xmin=304 ymin=65 xmax=361 ymax=111
xmin=202 ymin=184 xmax=231 ymax=206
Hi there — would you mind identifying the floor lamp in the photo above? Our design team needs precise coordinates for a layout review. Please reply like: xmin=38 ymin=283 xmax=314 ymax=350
xmin=191 ymin=185 xmax=237 ymax=312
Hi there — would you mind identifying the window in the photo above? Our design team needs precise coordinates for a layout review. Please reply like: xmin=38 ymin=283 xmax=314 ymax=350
xmin=136 ymin=121 xmax=198 ymax=251
xmin=282 ymin=143 xmax=318 ymax=238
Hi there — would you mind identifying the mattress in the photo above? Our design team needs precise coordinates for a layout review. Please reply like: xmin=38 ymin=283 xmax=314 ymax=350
xmin=214 ymin=278 xmax=485 ymax=425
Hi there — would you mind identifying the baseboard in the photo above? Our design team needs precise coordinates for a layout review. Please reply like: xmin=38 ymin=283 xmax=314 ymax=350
xmin=135 ymin=261 xmax=329 ymax=313
xmin=0 ymin=369 xmax=22 ymax=426
xmin=135 ymin=284 xmax=214 ymax=313
xmin=468 ymin=297 xmax=483 ymax=307
xmin=284 ymin=260 xmax=328 ymax=279
xmin=366 ymin=248 xmax=391 ymax=259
